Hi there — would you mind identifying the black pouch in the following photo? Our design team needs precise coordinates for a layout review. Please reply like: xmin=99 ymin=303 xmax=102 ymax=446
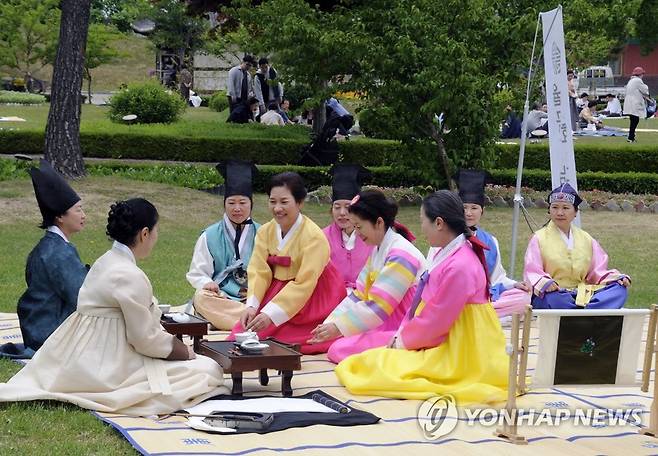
xmin=203 ymin=412 xmax=274 ymax=431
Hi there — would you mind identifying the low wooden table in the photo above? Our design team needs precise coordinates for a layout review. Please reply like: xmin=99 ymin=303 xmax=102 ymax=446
xmin=160 ymin=313 xmax=208 ymax=351
xmin=197 ymin=338 xmax=302 ymax=397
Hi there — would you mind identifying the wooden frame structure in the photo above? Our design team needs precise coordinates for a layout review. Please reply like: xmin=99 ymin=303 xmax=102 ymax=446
xmin=495 ymin=304 xmax=658 ymax=442
xmin=494 ymin=306 xmax=532 ymax=444
xmin=640 ymin=304 xmax=658 ymax=437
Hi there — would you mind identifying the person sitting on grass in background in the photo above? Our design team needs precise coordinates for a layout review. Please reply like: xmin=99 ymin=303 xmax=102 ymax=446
xmin=227 ymin=97 xmax=260 ymax=124
xmin=576 ymin=92 xmax=589 ymax=111
xmin=601 ymin=93 xmax=622 ymax=117
xmin=260 ymin=102 xmax=285 ymax=126
xmin=278 ymin=99 xmax=295 ymax=125
xmin=579 ymin=100 xmax=603 ymax=129
xmin=525 ymin=102 xmax=549 ymax=136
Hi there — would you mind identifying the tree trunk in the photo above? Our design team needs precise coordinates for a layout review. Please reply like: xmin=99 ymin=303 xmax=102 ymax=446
xmin=44 ymin=0 xmax=91 ymax=178
xmin=430 ymin=122 xmax=455 ymax=190
xmin=312 ymin=104 xmax=326 ymax=138
xmin=312 ymin=80 xmax=329 ymax=138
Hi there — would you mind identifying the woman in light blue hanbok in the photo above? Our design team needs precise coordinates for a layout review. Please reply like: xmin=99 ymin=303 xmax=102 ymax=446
xmin=187 ymin=160 xmax=260 ymax=329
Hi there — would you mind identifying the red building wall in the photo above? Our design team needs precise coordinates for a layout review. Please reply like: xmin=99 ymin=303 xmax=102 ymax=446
xmin=622 ymin=44 xmax=658 ymax=76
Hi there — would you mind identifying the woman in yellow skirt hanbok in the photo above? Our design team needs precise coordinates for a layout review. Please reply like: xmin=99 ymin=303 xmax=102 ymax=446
xmin=335 ymin=190 xmax=509 ymax=405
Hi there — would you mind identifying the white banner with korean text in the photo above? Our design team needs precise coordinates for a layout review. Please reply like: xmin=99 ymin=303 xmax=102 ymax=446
xmin=541 ymin=6 xmax=579 ymax=225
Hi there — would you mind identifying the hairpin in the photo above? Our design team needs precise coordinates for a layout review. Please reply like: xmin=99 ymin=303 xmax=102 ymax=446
xmin=350 ymin=194 xmax=360 ymax=205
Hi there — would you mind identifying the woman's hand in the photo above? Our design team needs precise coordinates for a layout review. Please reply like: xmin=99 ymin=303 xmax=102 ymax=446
xmin=240 ymin=307 xmax=257 ymax=328
xmin=545 ymin=282 xmax=560 ymax=293
xmin=618 ymin=277 xmax=631 ymax=287
xmin=308 ymin=323 xmax=341 ymax=344
xmin=202 ymin=282 xmax=220 ymax=294
xmin=246 ymin=313 xmax=272 ymax=332
xmin=514 ymin=281 xmax=531 ymax=292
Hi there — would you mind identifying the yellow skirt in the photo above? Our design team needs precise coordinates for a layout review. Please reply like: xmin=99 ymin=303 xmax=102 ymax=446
xmin=335 ymin=303 xmax=509 ymax=405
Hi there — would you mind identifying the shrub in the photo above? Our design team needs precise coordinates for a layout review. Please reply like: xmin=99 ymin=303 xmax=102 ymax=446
xmin=108 ymin=82 xmax=186 ymax=124
xmin=208 ymin=92 xmax=229 ymax=112
xmin=0 ymin=90 xmax=46 ymax=104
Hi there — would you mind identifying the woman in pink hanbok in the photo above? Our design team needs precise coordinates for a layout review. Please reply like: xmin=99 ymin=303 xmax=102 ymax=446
xmin=322 ymin=164 xmax=373 ymax=292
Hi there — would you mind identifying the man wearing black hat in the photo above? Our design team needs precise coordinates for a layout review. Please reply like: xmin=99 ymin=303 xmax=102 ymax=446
xmin=0 ymin=160 xmax=88 ymax=359
xmin=187 ymin=160 xmax=261 ymax=329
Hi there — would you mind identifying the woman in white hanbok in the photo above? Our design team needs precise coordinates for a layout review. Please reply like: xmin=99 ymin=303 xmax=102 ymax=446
xmin=0 ymin=198 xmax=227 ymax=416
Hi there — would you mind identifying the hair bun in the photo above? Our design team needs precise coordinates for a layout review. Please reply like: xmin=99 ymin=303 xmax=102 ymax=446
xmin=106 ymin=198 xmax=159 ymax=246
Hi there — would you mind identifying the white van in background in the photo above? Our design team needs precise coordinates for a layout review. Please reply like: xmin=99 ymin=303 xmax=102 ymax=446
xmin=574 ymin=65 xmax=626 ymax=100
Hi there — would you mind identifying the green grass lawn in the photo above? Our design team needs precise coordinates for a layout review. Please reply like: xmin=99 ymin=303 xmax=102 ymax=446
xmin=1 ymin=176 xmax=656 ymax=453
xmin=0 ymin=104 xmax=314 ymax=142
xmin=2 ymin=34 xmax=154 ymax=93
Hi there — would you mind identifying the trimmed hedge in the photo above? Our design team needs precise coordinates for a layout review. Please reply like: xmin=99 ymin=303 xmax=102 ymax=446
xmin=490 ymin=168 xmax=658 ymax=194
xmin=0 ymin=130 xmax=410 ymax=166
xmin=4 ymin=126 xmax=658 ymax=174
xmin=0 ymin=90 xmax=46 ymax=104
xmin=0 ymin=159 xmax=425 ymax=191
xmin=494 ymin=143 xmax=658 ymax=174
xmin=4 ymin=156 xmax=658 ymax=195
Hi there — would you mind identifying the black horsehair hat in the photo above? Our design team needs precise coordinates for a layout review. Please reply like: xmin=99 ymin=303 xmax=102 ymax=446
xmin=330 ymin=163 xmax=372 ymax=202
xmin=456 ymin=169 xmax=487 ymax=208
xmin=29 ymin=159 xmax=80 ymax=219
xmin=216 ymin=159 xmax=258 ymax=200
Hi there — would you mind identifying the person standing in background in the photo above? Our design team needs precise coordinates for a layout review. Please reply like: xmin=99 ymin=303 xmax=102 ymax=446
xmin=624 ymin=67 xmax=651 ymax=143
xmin=226 ymin=55 xmax=256 ymax=113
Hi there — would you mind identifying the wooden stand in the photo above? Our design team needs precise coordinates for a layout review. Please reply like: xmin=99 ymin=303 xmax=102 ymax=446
xmin=494 ymin=311 xmax=528 ymax=444
xmin=640 ymin=304 xmax=658 ymax=437
xmin=517 ymin=306 xmax=533 ymax=395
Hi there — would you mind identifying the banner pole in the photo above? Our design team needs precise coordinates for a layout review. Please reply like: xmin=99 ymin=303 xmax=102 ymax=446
xmin=509 ymin=14 xmax=541 ymax=279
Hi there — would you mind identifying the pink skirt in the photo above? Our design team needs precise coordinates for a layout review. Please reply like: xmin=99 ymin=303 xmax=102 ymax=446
xmin=229 ymin=262 xmax=346 ymax=354
xmin=327 ymin=284 xmax=416 ymax=363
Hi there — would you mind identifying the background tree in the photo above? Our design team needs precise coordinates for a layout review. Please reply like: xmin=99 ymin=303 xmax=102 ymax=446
xmin=561 ymin=0 xmax=640 ymax=68
xmin=146 ymin=0 xmax=209 ymax=66
xmin=44 ymin=0 xmax=92 ymax=178
xmin=635 ymin=0 xmax=658 ymax=54
xmin=90 ymin=0 xmax=151 ymax=32
xmin=83 ymin=24 xmax=123 ymax=103
xmin=352 ymin=0 xmax=535 ymax=188
xmin=0 ymin=0 xmax=60 ymax=74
